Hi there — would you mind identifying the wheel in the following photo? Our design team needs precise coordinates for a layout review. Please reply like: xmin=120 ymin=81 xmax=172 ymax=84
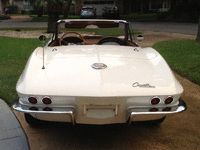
xmin=59 ymin=31 xmax=85 ymax=46
xmin=24 ymin=113 xmax=44 ymax=126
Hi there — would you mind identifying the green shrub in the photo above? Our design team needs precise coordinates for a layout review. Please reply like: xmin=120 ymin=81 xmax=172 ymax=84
xmin=6 ymin=4 xmax=18 ymax=14
xmin=33 ymin=2 xmax=44 ymax=17
xmin=29 ymin=10 xmax=37 ymax=15
xmin=157 ymin=1 xmax=200 ymax=23
xmin=21 ymin=10 xmax=26 ymax=14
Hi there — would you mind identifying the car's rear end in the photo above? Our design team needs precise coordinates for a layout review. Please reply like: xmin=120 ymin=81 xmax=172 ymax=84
xmin=80 ymin=7 xmax=96 ymax=19
xmin=13 ymin=45 xmax=186 ymax=125
xmin=104 ymin=6 xmax=119 ymax=19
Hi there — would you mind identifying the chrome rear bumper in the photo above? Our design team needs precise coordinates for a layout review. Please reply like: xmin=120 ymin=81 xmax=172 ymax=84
xmin=127 ymin=98 xmax=187 ymax=125
xmin=12 ymin=99 xmax=76 ymax=125
xmin=13 ymin=98 xmax=186 ymax=125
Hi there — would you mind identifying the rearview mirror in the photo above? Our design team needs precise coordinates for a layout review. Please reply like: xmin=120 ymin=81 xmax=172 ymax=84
xmin=39 ymin=35 xmax=46 ymax=43
xmin=137 ymin=35 xmax=144 ymax=42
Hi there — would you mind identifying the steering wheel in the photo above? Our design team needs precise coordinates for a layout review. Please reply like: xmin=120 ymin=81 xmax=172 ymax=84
xmin=97 ymin=37 xmax=124 ymax=45
xmin=59 ymin=31 xmax=86 ymax=46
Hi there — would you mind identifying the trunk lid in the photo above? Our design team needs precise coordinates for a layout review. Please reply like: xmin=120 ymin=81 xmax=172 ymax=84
xmin=17 ymin=45 xmax=183 ymax=96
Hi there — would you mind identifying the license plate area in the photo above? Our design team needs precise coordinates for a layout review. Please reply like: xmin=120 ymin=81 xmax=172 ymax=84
xmin=83 ymin=104 xmax=119 ymax=118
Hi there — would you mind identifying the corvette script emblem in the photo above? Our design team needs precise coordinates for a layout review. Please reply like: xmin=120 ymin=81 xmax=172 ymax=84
xmin=132 ymin=82 xmax=155 ymax=88
xmin=92 ymin=63 xmax=107 ymax=69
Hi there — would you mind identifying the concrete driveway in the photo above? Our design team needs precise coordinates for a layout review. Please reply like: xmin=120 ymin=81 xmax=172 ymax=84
xmin=10 ymin=31 xmax=200 ymax=150
xmin=0 ymin=99 xmax=29 ymax=150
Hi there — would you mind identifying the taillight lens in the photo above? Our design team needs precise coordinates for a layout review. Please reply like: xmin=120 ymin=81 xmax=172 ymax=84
xmin=149 ymin=108 xmax=158 ymax=112
xmin=42 ymin=97 xmax=52 ymax=104
xmin=162 ymin=107 xmax=171 ymax=111
xmin=29 ymin=107 xmax=38 ymax=111
xmin=165 ymin=96 xmax=173 ymax=104
xmin=151 ymin=97 xmax=160 ymax=105
xmin=43 ymin=107 xmax=52 ymax=111
xmin=28 ymin=96 xmax=37 ymax=104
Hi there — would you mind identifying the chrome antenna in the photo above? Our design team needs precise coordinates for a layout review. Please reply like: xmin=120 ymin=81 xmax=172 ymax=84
xmin=42 ymin=45 xmax=45 ymax=69
xmin=39 ymin=35 xmax=47 ymax=69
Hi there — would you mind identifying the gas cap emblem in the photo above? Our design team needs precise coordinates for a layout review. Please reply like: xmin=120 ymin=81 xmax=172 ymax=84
xmin=92 ymin=63 xmax=107 ymax=69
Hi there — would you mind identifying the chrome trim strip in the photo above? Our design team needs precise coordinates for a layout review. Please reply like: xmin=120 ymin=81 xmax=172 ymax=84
xmin=12 ymin=99 xmax=76 ymax=125
xmin=127 ymin=98 xmax=187 ymax=125
xmin=57 ymin=19 xmax=128 ymax=24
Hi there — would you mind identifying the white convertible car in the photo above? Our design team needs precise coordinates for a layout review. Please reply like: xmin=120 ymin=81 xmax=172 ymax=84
xmin=13 ymin=19 xmax=186 ymax=125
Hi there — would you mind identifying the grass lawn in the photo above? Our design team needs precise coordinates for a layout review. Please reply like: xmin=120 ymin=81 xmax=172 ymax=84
xmin=121 ymin=13 xmax=159 ymax=21
xmin=0 ymin=37 xmax=43 ymax=105
xmin=0 ymin=28 xmax=47 ymax=31
xmin=30 ymin=15 xmax=80 ymax=22
xmin=60 ymin=28 xmax=141 ymax=36
xmin=153 ymin=39 xmax=200 ymax=85
xmin=0 ymin=27 xmax=141 ymax=36
xmin=30 ymin=13 xmax=158 ymax=22
xmin=9 ymin=14 xmax=30 ymax=16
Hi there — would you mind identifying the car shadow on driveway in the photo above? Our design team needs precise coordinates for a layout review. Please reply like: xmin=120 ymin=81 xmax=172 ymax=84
xmin=13 ymin=108 xmax=198 ymax=150
xmin=25 ymin=120 xmax=163 ymax=149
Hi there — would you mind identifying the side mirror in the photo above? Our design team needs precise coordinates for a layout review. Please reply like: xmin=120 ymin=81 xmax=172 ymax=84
xmin=137 ymin=35 xmax=144 ymax=42
xmin=39 ymin=35 xmax=46 ymax=43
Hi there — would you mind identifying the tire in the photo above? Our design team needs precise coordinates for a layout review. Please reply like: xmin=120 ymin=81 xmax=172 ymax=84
xmin=24 ymin=113 xmax=44 ymax=126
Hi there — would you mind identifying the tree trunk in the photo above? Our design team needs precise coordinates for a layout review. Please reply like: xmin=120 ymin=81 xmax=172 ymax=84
xmin=47 ymin=0 xmax=61 ymax=33
xmin=47 ymin=13 xmax=59 ymax=33
xmin=37 ymin=6 xmax=43 ymax=17
xmin=196 ymin=16 xmax=200 ymax=42
xmin=64 ymin=0 xmax=72 ymax=18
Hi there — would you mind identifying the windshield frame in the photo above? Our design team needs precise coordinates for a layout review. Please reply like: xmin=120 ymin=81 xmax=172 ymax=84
xmin=52 ymin=19 xmax=136 ymax=46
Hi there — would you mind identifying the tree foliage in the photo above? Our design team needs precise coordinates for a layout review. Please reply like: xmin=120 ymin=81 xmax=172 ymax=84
xmin=63 ymin=0 xmax=72 ymax=18
xmin=157 ymin=0 xmax=200 ymax=23
xmin=29 ymin=0 xmax=73 ymax=32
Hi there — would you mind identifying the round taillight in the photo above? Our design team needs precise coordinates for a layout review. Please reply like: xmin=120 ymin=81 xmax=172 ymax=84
xmin=151 ymin=97 xmax=160 ymax=105
xmin=165 ymin=97 xmax=173 ymax=104
xmin=43 ymin=107 xmax=52 ymax=111
xmin=29 ymin=107 xmax=38 ymax=111
xmin=28 ymin=96 xmax=37 ymax=104
xmin=42 ymin=97 xmax=52 ymax=104
xmin=162 ymin=107 xmax=171 ymax=111
xmin=149 ymin=108 xmax=158 ymax=112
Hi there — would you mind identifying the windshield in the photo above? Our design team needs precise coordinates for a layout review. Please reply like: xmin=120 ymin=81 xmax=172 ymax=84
xmin=49 ymin=19 xmax=137 ymax=47
xmin=58 ymin=20 xmax=125 ymax=37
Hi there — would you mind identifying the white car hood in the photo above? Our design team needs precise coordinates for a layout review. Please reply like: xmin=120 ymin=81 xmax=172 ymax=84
xmin=17 ymin=45 xmax=183 ymax=96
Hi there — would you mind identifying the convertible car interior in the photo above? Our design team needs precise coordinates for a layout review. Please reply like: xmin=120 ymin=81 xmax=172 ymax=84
xmin=48 ymin=20 xmax=139 ymax=47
